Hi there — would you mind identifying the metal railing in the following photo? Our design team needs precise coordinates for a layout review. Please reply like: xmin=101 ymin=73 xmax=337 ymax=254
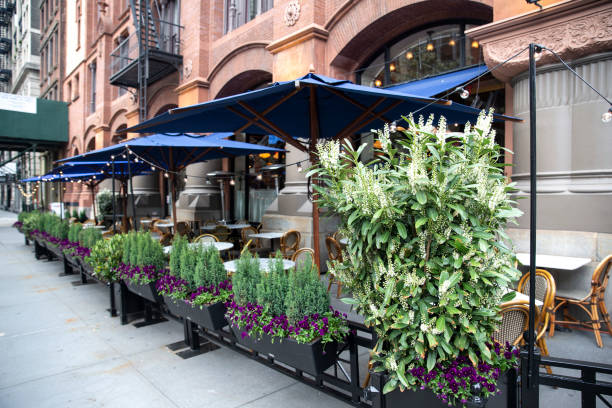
xmin=109 ymin=19 xmax=182 ymax=78
xmin=520 ymin=350 xmax=612 ymax=408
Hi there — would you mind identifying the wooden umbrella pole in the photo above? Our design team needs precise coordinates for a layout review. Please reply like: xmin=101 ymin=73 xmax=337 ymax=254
xmin=309 ymin=86 xmax=321 ymax=272
xmin=169 ymin=148 xmax=178 ymax=233
xmin=122 ymin=181 xmax=128 ymax=233
xmin=90 ymin=182 xmax=97 ymax=221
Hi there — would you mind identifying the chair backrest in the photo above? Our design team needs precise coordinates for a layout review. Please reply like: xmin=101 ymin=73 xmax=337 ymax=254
xmin=292 ymin=247 xmax=315 ymax=268
xmin=493 ymin=301 xmax=530 ymax=347
xmin=241 ymin=226 xmax=259 ymax=249
xmin=83 ymin=219 xmax=95 ymax=226
xmin=139 ymin=217 xmax=152 ymax=230
xmin=159 ymin=232 xmax=173 ymax=246
xmin=281 ymin=230 xmax=301 ymax=255
xmin=241 ymin=239 xmax=253 ymax=256
xmin=325 ymin=236 xmax=343 ymax=263
xmin=518 ymin=268 xmax=556 ymax=335
xmin=176 ymin=221 xmax=191 ymax=237
xmin=593 ymin=254 xmax=612 ymax=296
xmin=102 ymin=230 xmax=114 ymax=239
xmin=213 ymin=225 xmax=230 ymax=241
xmin=332 ymin=231 xmax=344 ymax=242
xmin=193 ymin=233 xmax=218 ymax=243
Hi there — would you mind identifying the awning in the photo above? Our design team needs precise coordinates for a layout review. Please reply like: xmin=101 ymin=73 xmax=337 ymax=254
xmin=386 ymin=65 xmax=488 ymax=97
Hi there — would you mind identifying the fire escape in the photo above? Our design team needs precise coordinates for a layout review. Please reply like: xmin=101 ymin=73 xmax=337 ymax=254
xmin=109 ymin=0 xmax=183 ymax=121
xmin=0 ymin=0 xmax=15 ymax=93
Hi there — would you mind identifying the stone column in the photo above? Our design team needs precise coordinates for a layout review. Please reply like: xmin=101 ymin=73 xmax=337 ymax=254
xmin=176 ymin=160 xmax=223 ymax=222
xmin=129 ymin=174 xmax=162 ymax=218
xmin=261 ymin=144 xmax=338 ymax=269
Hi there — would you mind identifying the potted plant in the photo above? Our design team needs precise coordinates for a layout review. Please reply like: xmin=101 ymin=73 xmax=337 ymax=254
xmin=74 ymin=228 xmax=103 ymax=275
xmin=117 ymin=231 xmax=165 ymax=303
xmin=158 ymin=235 xmax=232 ymax=330
xmin=310 ymin=111 xmax=522 ymax=406
xmin=87 ymin=234 xmax=127 ymax=283
xmin=226 ymin=251 xmax=349 ymax=376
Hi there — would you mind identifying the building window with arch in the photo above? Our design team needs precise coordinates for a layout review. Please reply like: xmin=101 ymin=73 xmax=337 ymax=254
xmin=356 ymin=23 xmax=484 ymax=88
xmin=224 ymin=0 xmax=273 ymax=34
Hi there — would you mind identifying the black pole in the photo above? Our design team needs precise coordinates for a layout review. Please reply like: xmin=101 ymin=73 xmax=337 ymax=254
xmin=527 ymin=43 xmax=539 ymax=388
xmin=112 ymin=159 xmax=117 ymax=233
xmin=59 ymin=181 xmax=63 ymax=220
xmin=127 ymin=154 xmax=138 ymax=231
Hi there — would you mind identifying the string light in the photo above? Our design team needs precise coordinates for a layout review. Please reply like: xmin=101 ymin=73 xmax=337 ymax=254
xmin=405 ymin=51 xmax=413 ymax=60
xmin=390 ymin=121 xmax=397 ymax=132
xmin=297 ymin=163 xmax=303 ymax=173
xmin=256 ymin=174 xmax=263 ymax=180
xmin=229 ymin=179 xmax=235 ymax=186
xmin=471 ymin=40 xmax=479 ymax=49
xmin=455 ymin=86 xmax=470 ymax=99
xmin=602 ymin=108 xmax=612 ymax=124
xmin=374 ymin=79 xmax=382 ymax=87
xmin=164 ymin=172 xmax=169 ymax=178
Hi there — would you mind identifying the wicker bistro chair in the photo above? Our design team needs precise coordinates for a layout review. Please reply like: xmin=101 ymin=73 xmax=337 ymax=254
xmin=238 ymin=226 xmax=269 ymax=258
xmin=493 ymin=301 xmax=531 ymax=347
xmin=159 ymin=232 xmax=173 ymax=247
xmin=193 ymin=234 xmax=219 ymax=243
xmin=176 ymin=221 xmax=192 ymax=238
xmin=292 ymin=248 xmax=316 ymax=270
xmin=280 ymin=230 xmax=301 ymax=259
xmin=517 ymin=269 xmax=556 ymax=374
xmin=551 ymin=254 xmax=612 ymax=348
xmin=139 ymin=217 xmax=152 ymax=231
xmin=212 ymin=225 xmax=231 ymax=242
xmin=326 ymin=236 xmax=344 ymax=297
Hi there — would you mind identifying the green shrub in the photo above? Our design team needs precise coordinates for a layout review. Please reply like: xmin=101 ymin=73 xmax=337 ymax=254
xmin=78 ymin=210 xmax=87 ymax=223
xmin=256 ymin=256 xmax=288 ymax=317
xmin=284 ymin=257 xmax=329 ymax=324
xmin=179 ymin=246 xmax=198 ymax=285
xmin=96 ymin=190 xmax=113 ymax=222
xmin=78 ymin=227 xmax=102 ymax=248
xmin=232 ymin=252 xmax=261 ymax=305
xmin=193 ymin=245 xmax=227 ymax=288
xmin=87 ymin=234 xmax=126 ymax=282
xmin=169 ymin=234 xmax=189 ymax=276
xmin=121 ymin=231 xmax=165 ymax=269
xmin=68 ymin=223 xmax=83 ymax=242
xmin=71 ymin=209 xmax=78 ymax=219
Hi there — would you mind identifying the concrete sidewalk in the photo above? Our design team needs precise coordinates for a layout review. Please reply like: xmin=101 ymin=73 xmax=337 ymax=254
xmin=0 ymin=212 xmax=351 ymax=408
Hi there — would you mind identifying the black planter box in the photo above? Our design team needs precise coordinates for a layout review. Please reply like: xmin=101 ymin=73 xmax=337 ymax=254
xmin=230 ymin=325 xmax=338 ymax=376
xmin=46 ymin=243 xmax=63 ymax=259
xmin=125 ymin=280 xmax=163 ymax=304
xmin=369 ymin=370 xmax=513 ymax=408
xmin=163 ymin=296 xmax=228 ymax=331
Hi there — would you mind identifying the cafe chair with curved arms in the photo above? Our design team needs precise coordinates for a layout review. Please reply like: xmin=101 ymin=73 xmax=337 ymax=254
xmin=551 ymin=254 xmax=612 ymax=348
xmin=292 ymin=248 xmax=315 ymax=271
xmin=213 ymin=225 xmax=231 ymax=242
xmin=280 ymin=229 xmax=301 ymax=259
xmin=493 ymin=301 xmax=531 ymax=347
xmin=193 ymin=234 xmax=218 ymax=243
xmin=517 ymin=269 xmax=556 ymax=373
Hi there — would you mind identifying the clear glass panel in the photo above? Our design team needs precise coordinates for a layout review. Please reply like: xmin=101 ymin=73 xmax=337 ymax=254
xmin=358 ymin=52 xmax=385 ymax=88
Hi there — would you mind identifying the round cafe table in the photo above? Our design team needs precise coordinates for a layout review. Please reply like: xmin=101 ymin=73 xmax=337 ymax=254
xmin=156 ymin=222 xmax=174 ymax=233
xmin=163 ymin=241 xmax=234 ymax=255
xmin=223 ymin=258 xmax=294 ymax=274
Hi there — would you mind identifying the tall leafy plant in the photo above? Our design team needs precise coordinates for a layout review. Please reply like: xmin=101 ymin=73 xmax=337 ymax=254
xmin=87 ymin=234 xmax=126 ymax=282
xmin=311 ymin=111 xmax=522 ymax=404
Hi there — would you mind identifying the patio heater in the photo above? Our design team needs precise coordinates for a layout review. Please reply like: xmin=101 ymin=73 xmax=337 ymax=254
xmin=206 ymin=170 xmax=234 ymax=224
xmin=261 ymin=163 xmax=284 ymax=195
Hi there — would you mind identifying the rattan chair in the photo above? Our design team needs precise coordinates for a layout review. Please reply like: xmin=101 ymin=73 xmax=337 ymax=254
xmin=193 ymin=233 xmax=218 ymax=243
xmin=238 ymin=226 xmax=268 ymax=257
xmin=493 ymin=301 xmax=531 ymax=347
xmin=517 ymin=269 xmax=556 ymax=373
xmin=139 ymin=217 xmax=152 ymax=231
xmin=83 ymin=219 xmax=96 ymax=227
xmin=280 ymin=229 xmax=301 ymax=259
xmin=213 ymin=225 xmax=231 ymax=242
xmin=551 ymin=254 xmax=612 ymax=348
xmin=102 ymin=230 xmax=114 ymax=239
xmin=292 ymin=248 xmax=315 ymax=271
xmin=176 ymin=221 xmax=192 ymax=238
xmin=326 ymin=236 xmax=344 ymax=297
xmin=159 ymin=232 xmax=173 ymax=247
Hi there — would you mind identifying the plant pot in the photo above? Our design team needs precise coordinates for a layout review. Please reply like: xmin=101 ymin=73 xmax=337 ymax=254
xmin=230 ymin=325 xmax=338 ymax=376
xmin=125 ymin=280 xmax=163 ymax=304
xmin=163 ymin=295 xmax=190 ymax=317
xmin=369 ymin=370 xmax=512 ymax=408
xmin=186 ymin=302 xmax=227 ymax=331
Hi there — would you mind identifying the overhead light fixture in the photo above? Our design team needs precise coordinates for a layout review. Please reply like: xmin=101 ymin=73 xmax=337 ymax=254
xmin=297 ymin=162 xmax=303 ymax=173
xmin=426 ymin=31 xmax=435 ymax=52
xmin=374 ymin=79 xmax=382 ymax=87
xmin=389 ymin=62 xmax=396 ymax=72
xmin=471 ymin=40 xmax=479 ymax=49
xmin=449 ymin=38 xmax=456 ymax=47
xmin=405 ymin=51 xmax=413 ymax=60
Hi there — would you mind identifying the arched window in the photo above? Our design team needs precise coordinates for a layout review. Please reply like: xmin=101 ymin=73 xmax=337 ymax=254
xmin=112 ymin=124 xmax=127 ymax=145
xmin=356 ymin=22 xmax=485 ymax=88
xmin=86 ymin=138 xmax=96 ymax=152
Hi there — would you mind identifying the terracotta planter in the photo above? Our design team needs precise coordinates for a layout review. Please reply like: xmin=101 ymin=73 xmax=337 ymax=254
xmin=230 ymin=325 xmax=339 ymax=376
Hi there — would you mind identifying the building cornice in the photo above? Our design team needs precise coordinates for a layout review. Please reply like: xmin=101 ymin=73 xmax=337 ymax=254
xmin=266 ymin=24 xmax=329 ymax=54
xmin=466 ymin=0 xmax=612 ymax=81
xmin=175 ymin=78 xmax=210 ymax=94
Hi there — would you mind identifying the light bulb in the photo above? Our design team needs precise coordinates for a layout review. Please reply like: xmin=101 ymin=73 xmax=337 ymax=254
xmin=602 ymin=108 xmax=612 ymax=123
xmin=456 ymin=87 xmax=470 ymax=99
xmin=405 ymin=51 xmax=413 ymax=60
xmin=256 ymin=174 xmax=263 ymax=180
xmin=229 ymin=179 xmax=235 ymax=186
xmin=426 ymin=42 xmax=434 ymax=52
xmin=471 ymin=40 xmax=479 ymax=49
xmin=106 ymin=162 xmax=110 ymax=166
xmin=374 ymin=79 xmax=382 ymax=87
xmin=297 ymin=163 xmax=303 ymax=173
xmin=134 ymin=158 xmax=139 ymax=163
xmin=164 ymin=172 xmax=169 ymax=178
xmin=449 ymin=38 xmax=456 ymax=46
xmin=184 ymin=176 xmax=188 ymax=182
xmin=110 ymin=155 xmax=115 ymax=160
xmin=389 ymin=62 xmax=396 ymax=72
xmin=122 ymin=154 xmax=126 ymax=159
xmin=151 ymin=166 xmax=155 ymax=171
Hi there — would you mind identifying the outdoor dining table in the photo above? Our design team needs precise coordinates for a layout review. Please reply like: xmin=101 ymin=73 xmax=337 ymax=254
xmin=156 ymin=222 xmax=174 ymax=233
xmin=140 ymin=219 xmax=152 ymax=229
xmin=84 ymin=225 xmax=105 ymax=230
xmin=248 ymin=232 xmax=284 ymax=252
xmin=516 ymin=253 xmax=591 ymax=271
xmin=163 ymin=241 xmax=234 ymax=255
xmin=223 ymin=258 xmax=295 ymax=274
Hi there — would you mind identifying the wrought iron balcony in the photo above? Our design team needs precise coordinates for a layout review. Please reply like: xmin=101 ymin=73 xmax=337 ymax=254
xmin=0 ymin=55 xmax=11 ymax=82
xmin=109 ymin=19 xmax=183 ymax=88
xmin=0 ymin=37 xmax=10 ymax=55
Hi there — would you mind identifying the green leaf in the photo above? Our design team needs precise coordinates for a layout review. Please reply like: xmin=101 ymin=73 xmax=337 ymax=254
xmin=396 ymin=222 xmax=407 ymax=239
xmin=427 ymin=207 xmax=438 ymax=221
xmin=426 ymin=332 xmax=438 ymax=348
xmin=426 ymin=351 xmax=436 ymax=372
xmin=415 ymin=217 xmax=428 ymax=229
xmin=340 ymin=297 xmax=360 ymax=305
xmin=501 ymin=291 xmax=517 ymax=302
xmin=478 ymin=239 xmax=490 ymax=252
xmin=416 ymin=191 xmax=427 ymax=205
xmin=383 ymin=378 xmax=398 ymax=394
xmin=397 ymin=367 xmax=410 ymax=388
xmin=436 ymin=316 xmax=446 ymax=333
xmin=347 ymin=211 xmax=359 ymax=227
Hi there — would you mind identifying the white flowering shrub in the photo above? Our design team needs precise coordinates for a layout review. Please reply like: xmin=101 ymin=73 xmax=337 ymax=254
xmin=310 ymin=110 xmax=523 ymax=404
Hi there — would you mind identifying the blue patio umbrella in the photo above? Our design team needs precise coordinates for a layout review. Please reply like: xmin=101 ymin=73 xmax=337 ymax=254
xmin=56 ymin=133 xmax=284 ymax=230
xmin=123 ymin=73 xmax=520 ymax=268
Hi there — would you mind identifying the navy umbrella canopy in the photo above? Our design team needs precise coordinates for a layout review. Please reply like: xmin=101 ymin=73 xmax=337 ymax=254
xmin=51 ymin=161 xmax=153 ymax=178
